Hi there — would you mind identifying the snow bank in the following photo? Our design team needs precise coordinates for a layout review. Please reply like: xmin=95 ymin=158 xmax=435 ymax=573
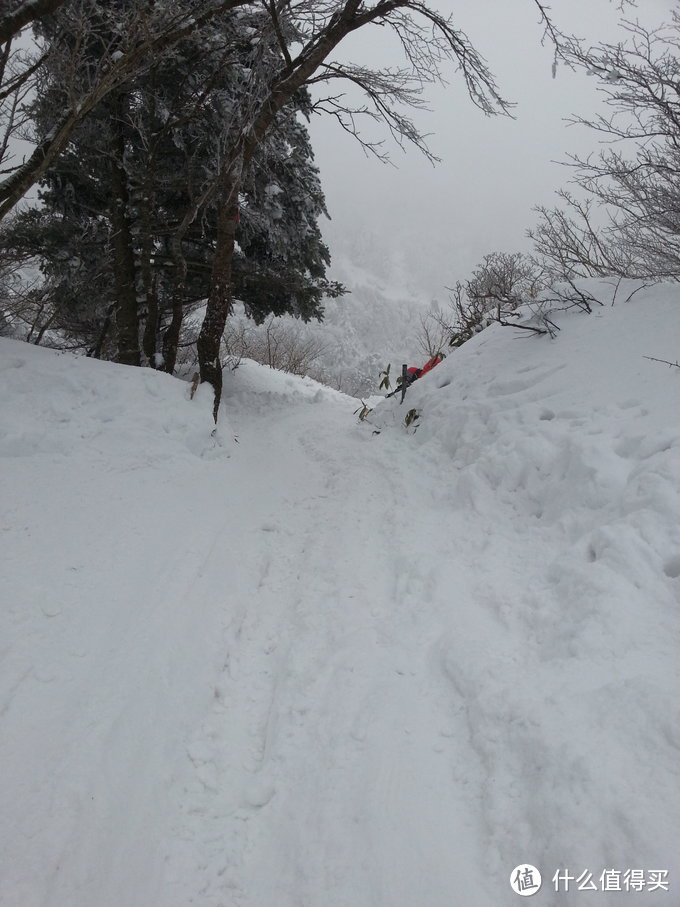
xmin=369 ymin=281 xmax=680 ymax=899
xmin=0 ymin=342 xmax=236 ymax=905
xmin=0 ymin=340 xmax=233 ymax=461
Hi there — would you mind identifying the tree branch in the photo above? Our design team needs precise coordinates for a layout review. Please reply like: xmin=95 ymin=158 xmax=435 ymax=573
xmin=0 ymin=0 xmax=69 ymax=45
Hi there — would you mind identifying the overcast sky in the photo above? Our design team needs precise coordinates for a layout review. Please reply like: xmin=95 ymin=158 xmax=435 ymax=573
xmin=307 ymin=0 xmax=676 ymax=298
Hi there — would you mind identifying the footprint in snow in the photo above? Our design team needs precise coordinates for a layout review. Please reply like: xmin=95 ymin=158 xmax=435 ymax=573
xmin=663 ymin=555 xmax=680 ymax=579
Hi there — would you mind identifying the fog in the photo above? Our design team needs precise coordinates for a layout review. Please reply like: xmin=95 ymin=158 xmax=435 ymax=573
xmin=308 ymin=0 xmax=675 ymax=297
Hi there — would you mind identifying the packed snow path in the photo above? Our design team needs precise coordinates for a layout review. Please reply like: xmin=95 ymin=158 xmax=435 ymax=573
xmin=1 ymin=285 xmax=679 ymax=906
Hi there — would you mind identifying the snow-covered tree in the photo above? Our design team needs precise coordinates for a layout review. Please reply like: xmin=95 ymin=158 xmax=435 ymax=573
xmin=0 ymin=0 xmax=255 ymax=220
xmin=235 ymin=90 xmax=344 ymax=327
xmin=2 ymin=0 xmax=342 ymax=367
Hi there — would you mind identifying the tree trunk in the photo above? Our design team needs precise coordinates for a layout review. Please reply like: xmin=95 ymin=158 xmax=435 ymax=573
xmin=88 ymin=302 xmax=115 ymax=359
xmin=143 ymin=276 xmax=160 ymax=366
xmin=162 ymin=240 xmax=186 ymax=375
xmin=197 ymin=164 xmax=240 ymax=421
xmin=139 ymin=183 xmax=159 ymax=366
xmin=109 ymin=91 xmax=140 ymax=366
xmin=165 ymin=166 xmax=219 ymax=376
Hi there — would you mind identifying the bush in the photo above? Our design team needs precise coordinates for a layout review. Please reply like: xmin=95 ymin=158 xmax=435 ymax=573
xmin=419 ymin=252 xmax=547 ymax=351
xmin=222 ymin=315 xmax=328 ymax=377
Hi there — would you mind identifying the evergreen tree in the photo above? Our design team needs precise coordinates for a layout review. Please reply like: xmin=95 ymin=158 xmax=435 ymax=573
xmin=235 ymin=89 xmax=343 ymax=325
xmin=3 ymin=0 xmax=343 ymax=367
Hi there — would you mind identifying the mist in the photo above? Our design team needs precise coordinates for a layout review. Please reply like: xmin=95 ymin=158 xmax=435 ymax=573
xmin=308 ymin=0 xmax=676 ymax=299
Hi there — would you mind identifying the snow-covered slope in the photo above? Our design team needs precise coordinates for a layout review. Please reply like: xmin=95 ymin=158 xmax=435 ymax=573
xmin=1 ymin=283 xmax=678 ymax=906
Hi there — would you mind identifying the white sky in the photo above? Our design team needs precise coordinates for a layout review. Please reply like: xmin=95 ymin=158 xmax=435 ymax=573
xmin=308 ymin=0 xmax=676 ymax=297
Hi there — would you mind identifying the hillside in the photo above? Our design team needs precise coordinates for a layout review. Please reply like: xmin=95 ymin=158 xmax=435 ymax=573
xmin=1 ymin=281 xmax=678 ymax=906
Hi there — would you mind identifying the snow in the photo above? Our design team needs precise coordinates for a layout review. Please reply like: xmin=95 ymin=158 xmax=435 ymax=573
xmin=1 ymin=282 xmax=679 ymax=905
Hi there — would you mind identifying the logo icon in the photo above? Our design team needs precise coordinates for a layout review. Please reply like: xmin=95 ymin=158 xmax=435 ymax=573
xmin=510 ymin=864 xmax=542 ymax=897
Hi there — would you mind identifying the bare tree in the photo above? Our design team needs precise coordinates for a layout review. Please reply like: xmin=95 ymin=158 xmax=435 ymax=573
xmin=530 ymin=15 xmax=680 ymax=282
xmin=530 ymin=191 xmax=624 ymax=279
xmin=223 ymin=315 xmax=329 ymax=376
xmin=416 ymin=305 xmax=451 ymax=360
xmin=466 ymin=250 xmax=544 ymax=309
xmin=459 ymin=252 xmax=545 ymax=339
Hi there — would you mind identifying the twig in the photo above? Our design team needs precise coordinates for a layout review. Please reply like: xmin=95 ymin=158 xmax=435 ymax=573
xmin=498 ymin=318 xmax=549 ymax=335
xmin=623 ymin=283 xmax=651 ymax=304
xmin=643 ymin=355 xmax=680 ymax=369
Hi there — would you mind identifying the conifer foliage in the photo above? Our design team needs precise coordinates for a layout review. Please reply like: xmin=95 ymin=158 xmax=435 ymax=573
xmin=2 ymin=0 xmax=342 ymax=368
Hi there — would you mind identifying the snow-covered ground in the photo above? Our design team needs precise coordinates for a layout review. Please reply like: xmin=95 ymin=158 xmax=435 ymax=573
xmin=1 ymin=281 xmax=678 ymax=906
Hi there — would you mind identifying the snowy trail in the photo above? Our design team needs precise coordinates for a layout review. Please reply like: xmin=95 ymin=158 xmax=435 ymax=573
xmin=1 ymin=287 xmax=679 ymax=907
xmin=160 ymin=389 xmax=495 ymax=907
xmin=159 ymin=347 xmax=678 ymax=905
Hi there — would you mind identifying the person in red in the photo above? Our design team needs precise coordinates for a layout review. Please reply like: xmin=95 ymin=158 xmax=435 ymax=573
xmin=385 ymin=354 xmax=445 ymax=399
xmin=405 ymin=354 xmax=444 ymax=385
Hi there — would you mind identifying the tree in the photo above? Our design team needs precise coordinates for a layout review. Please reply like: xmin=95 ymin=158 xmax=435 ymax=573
xmin=234 ymin=90 xmax=344 ymax=326
xmin=195 ymin=0 xmax=589 ymax=419
xmin=0 ymin=0 xmax=255 ymax=220
xmin=416 ymin=305 xmax=451 ymax=361
xmin=191 ymin=0 xmax=640 ymax=418
xmin=530 ymin=15 xmax=680 ymax=282
xmin=0 ymin=202 xmax=115 ymax=348
xmin=466 ymin=251 xmax=544 ymax=311
xmin=3 ymin=1 xmax=342 ymax=367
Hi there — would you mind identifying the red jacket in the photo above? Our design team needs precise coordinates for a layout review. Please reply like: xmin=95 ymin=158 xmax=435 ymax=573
xmin=420 ymin=355 xmax=443 ymax=376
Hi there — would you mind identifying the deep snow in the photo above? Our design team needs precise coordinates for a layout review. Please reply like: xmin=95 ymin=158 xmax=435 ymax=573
xmin=1 ymin=281 xmax=679 ymax=906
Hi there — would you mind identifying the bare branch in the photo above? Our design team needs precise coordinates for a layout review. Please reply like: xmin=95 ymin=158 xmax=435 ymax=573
xmin=643 ymin=355 xmax=680 ymax=368
xmin=309 ymin=61 xmax=436 ymax=160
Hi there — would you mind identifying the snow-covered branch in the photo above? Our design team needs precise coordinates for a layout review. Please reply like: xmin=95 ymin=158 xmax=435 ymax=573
xmin=0 ymin=0 xmax=69 ymax=45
